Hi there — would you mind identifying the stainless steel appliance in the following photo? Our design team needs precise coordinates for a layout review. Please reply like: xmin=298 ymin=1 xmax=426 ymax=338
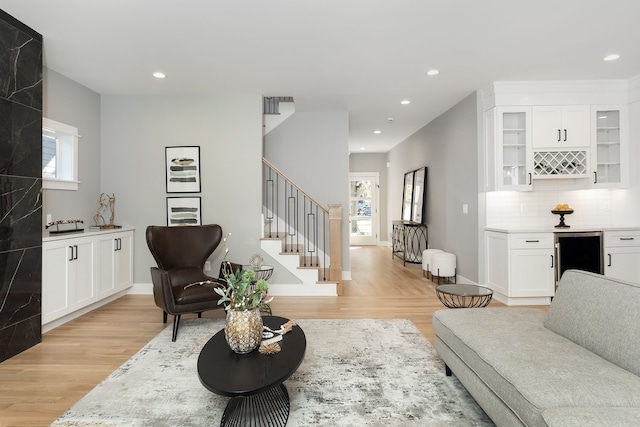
xmin=554 ymin=231 xmax=603 ymax=287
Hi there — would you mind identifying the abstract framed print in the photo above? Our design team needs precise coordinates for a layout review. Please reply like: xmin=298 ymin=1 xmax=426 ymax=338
xmin=166 ymin=197 xmax=202 ymax=226
xmin=165 ymin=146 xmax=201 ymax=193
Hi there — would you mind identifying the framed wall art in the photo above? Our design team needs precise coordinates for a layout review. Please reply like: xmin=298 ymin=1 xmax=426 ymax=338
xmin=166 ymin=197 xmax=202 ymax=226
xmin=165 ymin=146 xmax=201 ymax=193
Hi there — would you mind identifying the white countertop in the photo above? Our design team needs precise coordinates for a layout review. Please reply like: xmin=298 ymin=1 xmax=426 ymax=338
xmin=43 ymin=225 xmax=135 ymax=242
xmin=486 ymin=225 xmax=640 ymax=234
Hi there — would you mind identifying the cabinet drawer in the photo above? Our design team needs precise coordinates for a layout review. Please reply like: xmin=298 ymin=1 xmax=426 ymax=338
xmin=604 ymin=230 xmax=640 ymax=247
xmin=510 ymin=233 xmax=554 ymax=249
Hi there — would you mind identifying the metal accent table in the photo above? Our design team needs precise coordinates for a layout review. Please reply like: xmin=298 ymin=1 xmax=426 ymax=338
xmin=197 ymin=316 xmax=306 ymax=427
xmin=391 ymin=220 xmax=428 ymax=265
xmin=436 ymin=284 xmax=493 ymax=308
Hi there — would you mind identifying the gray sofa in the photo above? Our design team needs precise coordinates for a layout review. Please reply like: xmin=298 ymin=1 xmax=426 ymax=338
xmin=433 ymin=269 xmax=640 ymax=427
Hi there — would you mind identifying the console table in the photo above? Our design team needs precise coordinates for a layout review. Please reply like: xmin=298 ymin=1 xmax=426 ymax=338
xmin=392 ymin=220 xmax=428 ymax=265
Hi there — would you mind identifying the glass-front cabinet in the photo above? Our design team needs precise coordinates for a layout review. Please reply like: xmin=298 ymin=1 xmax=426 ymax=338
xmin=496 ymin=107 xmax=533 ymax=191
xmin=591 ymin=105 xmax=628 ymax=188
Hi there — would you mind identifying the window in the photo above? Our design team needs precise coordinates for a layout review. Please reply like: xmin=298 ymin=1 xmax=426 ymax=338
xmin=42 ymin=118 xmax=79 ymax=190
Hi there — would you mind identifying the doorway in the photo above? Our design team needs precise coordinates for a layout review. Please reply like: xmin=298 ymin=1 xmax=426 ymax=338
xmin=349 ymin=173 xmax=379 ymax=246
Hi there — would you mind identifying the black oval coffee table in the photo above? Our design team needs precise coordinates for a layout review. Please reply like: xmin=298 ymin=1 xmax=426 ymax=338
xmin=197 ymin=315 xmax=306 ymax=426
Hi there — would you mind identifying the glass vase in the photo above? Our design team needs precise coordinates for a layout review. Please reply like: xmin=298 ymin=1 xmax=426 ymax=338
xmin=224 ymin=308 xmax=263 ymax=354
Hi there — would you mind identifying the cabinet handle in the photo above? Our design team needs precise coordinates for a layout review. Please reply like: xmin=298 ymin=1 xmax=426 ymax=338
xmin=593 ymin=171 xmax=598 ymax=184
xmin=525 ymin=240 xmax=540 ymax=243
xmin=73 ymin=245 xmax=78 ymax=260
xmin=69 ymin=246 xmax=74 ymax=261
xmin=550 ymin=255 xmax=554 ymax=268
xmin=118 ymin=238 xmax=122 ymax=250
xmin=608 ymin=253 xmax=612 ymax=267
xmin=563 ymin=129 xmax=567 ymax=142
xmin=528 ymin=173 xmax=532 ymax=185
xmin=620 ymin=237 xmax=635 ymax=241
xmin=114 ymin=238 xmax=121 ymax=251
xmin=557 ymin=129 xmax=561 ymax=142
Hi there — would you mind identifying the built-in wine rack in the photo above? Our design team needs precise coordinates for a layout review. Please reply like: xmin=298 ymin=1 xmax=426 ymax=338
xmin=533 ymin=151 xmax=588 ymax=177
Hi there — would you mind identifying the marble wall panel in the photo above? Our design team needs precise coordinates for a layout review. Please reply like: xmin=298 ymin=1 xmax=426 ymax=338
xmin=0 ymin=10 xmax=42 ymax=362
xmin=0 ymin=247 xmax=41 ymax=330
xmin=0 ymin=98 xmax=41 ymax=177
xmin=0 ymin=315 xmax=40 ymax=361
xmin=0 ymin=176 xmax=42 ymax=250
xmin=0 ymin=17 xmax=43 ymax=110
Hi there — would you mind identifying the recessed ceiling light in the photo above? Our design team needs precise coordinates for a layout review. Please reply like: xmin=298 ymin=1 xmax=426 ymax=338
xmin=373 ymin=130 xmax=381 ymax=134
xmin=360 ymin=147 xmax=366 ymax=150
xmin=426 ymin=69 xmax=440 ymax=76
xmin=401 ymin=100 xmax=411 ymax=105
xmin=153 ymin=72 xmax=166 ymax=79
xmin=603 ymin=54 xmax=620 ymax=61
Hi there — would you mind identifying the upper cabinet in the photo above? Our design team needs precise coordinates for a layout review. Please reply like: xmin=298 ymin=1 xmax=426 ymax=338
xmin=494 ymin=107 xmax=533 ymax=191
xmin=532 ymin=105 xmax=590 ymax=149
xmin=591 ymin=105 xmax=628 ymax=188
xmin=482 ymin=80 xmax=631 ymax=191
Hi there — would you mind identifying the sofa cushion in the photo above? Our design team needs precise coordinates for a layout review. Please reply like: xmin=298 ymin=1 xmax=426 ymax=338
xmin=433 ymin=308 xmax=640 ymax=427
xmin=544 ymin=269 xmax=640 ymax=377
xmin=542 ymin=407 xmax=640 ymax=427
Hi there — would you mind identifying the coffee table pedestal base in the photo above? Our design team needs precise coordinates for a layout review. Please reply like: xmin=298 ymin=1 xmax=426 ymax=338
xmin=220 ymin=384 xmax=290 ymax=427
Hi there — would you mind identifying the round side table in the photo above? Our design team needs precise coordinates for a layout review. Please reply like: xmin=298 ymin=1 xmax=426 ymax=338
xmin=436 ymin=284 xmax=493 ymax=308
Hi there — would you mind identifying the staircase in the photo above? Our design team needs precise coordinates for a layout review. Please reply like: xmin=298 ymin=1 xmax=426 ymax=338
xmin=261 ymin=157 xmax=342 ymax=296
xmin=263 ymin=96 xmax=295 ymax=135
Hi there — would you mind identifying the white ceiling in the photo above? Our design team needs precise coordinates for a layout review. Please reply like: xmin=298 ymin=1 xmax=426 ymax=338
xmin=2 ymin=0 xmax=639 ymax=153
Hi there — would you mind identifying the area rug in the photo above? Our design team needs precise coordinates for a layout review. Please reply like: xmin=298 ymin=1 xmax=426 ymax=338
xmin=51 ymin=318 xmax=493 ymax=426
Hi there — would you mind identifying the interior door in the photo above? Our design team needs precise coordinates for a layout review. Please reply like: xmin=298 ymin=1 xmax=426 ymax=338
xmin=349 ymin=173 xmax=379 ymax=246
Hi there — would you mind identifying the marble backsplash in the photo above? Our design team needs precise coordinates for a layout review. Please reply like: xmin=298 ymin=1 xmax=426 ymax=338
xmin=0 ymin=10 xmax=43 ymax=362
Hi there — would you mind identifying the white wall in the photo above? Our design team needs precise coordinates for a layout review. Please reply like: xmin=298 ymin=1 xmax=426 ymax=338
xmin=387 ymin=92 xmax=479 ymax=282
xmin=100 ymin=94 xmax=264 ymax=287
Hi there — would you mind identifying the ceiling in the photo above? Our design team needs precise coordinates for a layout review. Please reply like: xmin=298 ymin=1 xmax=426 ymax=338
xmin=2 ymin=0 xmax=640 ymax=153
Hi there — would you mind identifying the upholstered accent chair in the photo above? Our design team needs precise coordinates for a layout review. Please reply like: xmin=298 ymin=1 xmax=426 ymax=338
xmin=146 ymin=224 xmax=238 ymax=341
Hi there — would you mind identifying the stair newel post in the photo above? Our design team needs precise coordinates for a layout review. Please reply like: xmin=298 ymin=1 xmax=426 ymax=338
xmin=328 ymin=204 xmax=343 ymax=295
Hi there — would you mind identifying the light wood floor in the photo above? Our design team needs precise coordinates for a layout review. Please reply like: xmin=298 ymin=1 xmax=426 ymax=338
xmin=0 ymin=245 xmax=540 ymax=427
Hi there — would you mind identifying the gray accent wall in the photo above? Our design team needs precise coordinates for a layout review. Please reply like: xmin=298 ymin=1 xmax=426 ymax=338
xmin=387 ymin=92 xmax=479 ymax=282
xmin=264 ymin=112 xmax=350 ymax=272
xmin=42 ymin=68 xmax=101 ymax=226
xmin=100 ymin=94 xmax=264 ymax=288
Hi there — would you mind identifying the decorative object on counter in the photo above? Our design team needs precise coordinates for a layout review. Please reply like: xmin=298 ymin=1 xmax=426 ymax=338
xmin=45 ymin=219 xmax=84 ymax=234
xmin=91 ymin=193 xmax=120 ymax=229
xmin=551 ymin=203 xmax=574 ymax=228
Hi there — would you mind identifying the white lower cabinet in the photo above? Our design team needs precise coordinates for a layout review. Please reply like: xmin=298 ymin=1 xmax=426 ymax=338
xmin=604 ymin=230 xmax=640 ymax=284
xmin=96 ymin=232 xmax=133 ymax=299
xmin=486 ymin=231 xmax=555 ymax=305
xmin=42 ymin=228 xmax=134 ymax=326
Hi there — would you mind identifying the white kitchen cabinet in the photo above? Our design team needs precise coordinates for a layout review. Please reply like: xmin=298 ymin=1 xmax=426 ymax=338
xmin=489 ymin=107 xmax=533 ymax=191
xmin=485 ymin=231 xmax=555 ymax=305
xmin=42 ymin=238 xmax=96 ymax=324
xmin=96 ymin=231 xmax=133 ymax=298
xmin=532 ymin=105 xmax=590 ymax=149
xmin=42 ymin=228 xmax=134 ymax=327
xmin=604 ymin=230 xmax=640 ymax=284
xmin=591 ymin=105 xmax=628 ymax=188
